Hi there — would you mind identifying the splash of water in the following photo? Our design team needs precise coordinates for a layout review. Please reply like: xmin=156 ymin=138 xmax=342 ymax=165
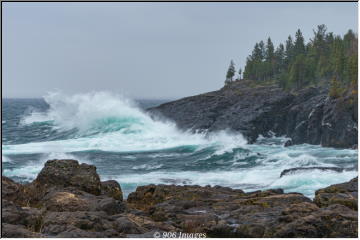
xmin=6 ymin=91 xmax=247 ymax=154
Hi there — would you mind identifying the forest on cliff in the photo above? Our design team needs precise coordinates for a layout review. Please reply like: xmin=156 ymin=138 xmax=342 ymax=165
xmin=225 ymin=25 xmax=358 ymax=99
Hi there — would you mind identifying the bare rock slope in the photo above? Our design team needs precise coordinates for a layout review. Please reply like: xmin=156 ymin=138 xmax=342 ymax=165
xmin=149 ymin=81 xmax=357 ymax=148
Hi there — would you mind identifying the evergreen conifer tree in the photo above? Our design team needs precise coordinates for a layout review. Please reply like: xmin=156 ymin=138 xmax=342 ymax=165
xmin=225 ymin=60 xmax=236 ymax=84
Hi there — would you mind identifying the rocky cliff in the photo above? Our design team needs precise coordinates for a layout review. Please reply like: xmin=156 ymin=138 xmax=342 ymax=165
xmin=2 ymin=159 xmax=358 ymax=237
xmin=149 ymin=80 xmax=357 ymax=148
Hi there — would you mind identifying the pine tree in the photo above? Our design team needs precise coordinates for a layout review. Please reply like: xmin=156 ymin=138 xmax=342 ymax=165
xmin=289 ymin=54 xmax=306 ymax=89
xmin=252 ymin=43 xmax=263 ymax=61
xmin=225 ymin=60 xmax=236 ymax=85
xmin=331 ymin=36 xmax=345 ymax=81
xmin=343 ymin=29 xmax=356 ymax=55
xmin=312 ymin=24 xmax=327 ymax=57
xmin=274 ymin=43 xmax=285 ymax=74
xmin=294 ymin=29 xmax=305 ymax=55
xmin=285 ymin=35 xmax=294 ymax=66
xmin=238 ymin=68 xmax=242 ymax=80
xmin=266 ymin=37 xmax=275 ymax=62
xmin=347 ymin=54 xmax=358 ymax=86
xmin=243 ymin=57 xmax=254 ymax=80
xmin=259 ymin=41 xmax=266 ymax=61
xmin=240 ymin=25 xmax=357 ymax=95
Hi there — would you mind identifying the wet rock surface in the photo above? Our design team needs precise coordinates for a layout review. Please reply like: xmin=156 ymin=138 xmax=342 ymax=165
xmin=2 ymin=159 xmax=358 ymax=237
xmin=314 ymin=177 xmax=358 ymax=210
xmin=149 ymin=80 xmax=357 ymax=148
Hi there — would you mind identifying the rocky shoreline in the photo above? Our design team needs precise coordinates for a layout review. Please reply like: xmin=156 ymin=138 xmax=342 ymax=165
xmin=2 ymin=159 xmax=358 ymax=238
xmin=148 ymin=80 xmax=357 ymax=149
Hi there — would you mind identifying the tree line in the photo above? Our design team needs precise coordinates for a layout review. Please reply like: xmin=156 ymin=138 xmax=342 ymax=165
xmin=225 ymin=25 xmax=357 ymax=98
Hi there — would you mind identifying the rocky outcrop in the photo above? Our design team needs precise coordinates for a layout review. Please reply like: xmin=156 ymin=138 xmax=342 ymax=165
xmin=35 ymin=159 xmax=102 ymax=195
xmin=128 ymin=183 xmax=358 ymax=238
xmin=314 ymin=177 xmax=358 ymax=210
xmin=2 ymin=159 xmax=358 ymax=238
xmin=101 ymin=180 xmax=124 ymax=201
xmin=2 ymin=160 xmax=130 ymax=237
xmin=149 ymin=80 xmax=357 ymax=148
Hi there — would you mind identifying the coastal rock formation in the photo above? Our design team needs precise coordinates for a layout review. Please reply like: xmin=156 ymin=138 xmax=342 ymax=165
xmin=149 ymin=80 xmax=357 ymax=148
xmin=35 ymin=159 xmax=102 ymax=195
xmin=280 ymin=167 xmax=356 ymax=178
xmin=1 ymin=159 xmax=358 ymax=237
xmin=128 ymin=184 xmax=358 ymax=237
xmin=314 ymin=177 xmax=358 ymax=210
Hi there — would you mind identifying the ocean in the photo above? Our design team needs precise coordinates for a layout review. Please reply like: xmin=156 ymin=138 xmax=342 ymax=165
xmin=2 ymin=92 xmax=358 ymax=198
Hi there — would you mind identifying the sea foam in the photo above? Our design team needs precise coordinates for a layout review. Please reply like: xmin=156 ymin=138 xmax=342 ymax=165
xmin=4 ymin=91 xmax=247 ymax=154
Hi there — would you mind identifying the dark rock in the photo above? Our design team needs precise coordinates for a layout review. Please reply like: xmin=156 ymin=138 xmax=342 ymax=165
xmin=96 ymin=197 xmax=126 ymax=215
xmin=1 ymin=160 xmax=129 ymax=238
xmin=2 ymin=176 xmax=28 ymax=206
xmin=279 ymin=202 xmax=320 ymax=222
xmin=41 ymin=211 xmax=114 ymax=236
xmin=128 ymin=180 xmax=358 ymax=238
xmin=35 ymin=159 xmax=101 ymax=195
xmin=55 ymin=227 xmax=125 ymax=238
xmin=149 ymin=81 xmax=295 ymax=144
xmin=314 ymin=177 xmax=358 ymax=210
xmin=2 ymin=176 xmax=21 ymax=200
xmin=320 ymin=97 xmax=358 ymax=148
xmin=280 ymin=167 xmax=355 ymax=178
xmin=42 ymin=190 xmax=92 ymax=212
xmin=1 ymin=223 xmax=43 ymax=238
xmin=41 ymin=187 xmax=125 ymax=214
xmin=273 ymin=204 xmax=358 ymax=237
xmin=112 ymin=216 xmax=143 ymax=234
xmin=149 ymin=81 xmax=357 ymax=148
xmin=2 ymin=199 xmax=43 ymax=231
xmin=292 ymin=120 xmax=308 ymax=144
xmin=284 ymin=139 xmax=293 ymax=147
xmin=101 ymin=180 xmax=123 ymax=201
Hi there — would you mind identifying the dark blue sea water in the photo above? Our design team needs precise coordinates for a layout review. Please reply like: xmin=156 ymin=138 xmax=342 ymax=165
xmin=2 ymin=92 xmax=358 ymax=198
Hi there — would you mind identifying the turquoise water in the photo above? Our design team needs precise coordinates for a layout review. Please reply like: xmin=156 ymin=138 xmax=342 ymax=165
xmin=2 ymin=92 xmax=358 ymax=198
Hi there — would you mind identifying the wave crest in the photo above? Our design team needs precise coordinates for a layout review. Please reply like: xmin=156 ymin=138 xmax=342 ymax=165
xmin=7 ymin=91 xmax=247 ymax=154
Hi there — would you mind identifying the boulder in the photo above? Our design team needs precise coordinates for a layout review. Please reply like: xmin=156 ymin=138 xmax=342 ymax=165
xmin=101 ymin=180 xmax=123 ymax=201
xmin=40 ymin=186 xmax=126 ymax=215
xmin=112 ymin=216 xmax=143 ymax=234
xmin=34 ymin=159 xmax=101 ymax=195
xmin=42 ymin=190 xmax=92 ymax=212
xmin=96 ymin=197 xmax=126 ymax=215
xmin=1 ymin=160 xmax=129 ymax=238
xmin=284 ymin=139 xmax=293 ymax=147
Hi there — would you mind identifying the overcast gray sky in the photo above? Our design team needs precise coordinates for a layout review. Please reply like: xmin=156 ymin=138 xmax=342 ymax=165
xmin=2 ymin=2 xmax=358 ymax=99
